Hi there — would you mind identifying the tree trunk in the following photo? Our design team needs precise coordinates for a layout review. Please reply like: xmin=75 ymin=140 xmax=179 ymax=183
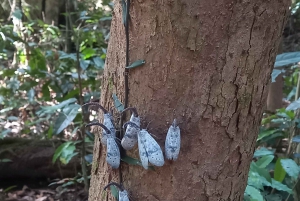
xmin=89 ymin=1 xmax=290 ymax=200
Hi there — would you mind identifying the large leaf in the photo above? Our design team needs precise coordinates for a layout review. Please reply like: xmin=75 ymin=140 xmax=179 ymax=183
xmin=280 ymin=159 xmax=300 ymax=179
xmin=53 ymin=104 xmax=81 ymax=134
xmin=257 ymin=129 xmax=279 ymax=141
xmin=270 ymin=179 xmax=293 ymax=194
xmin=286 ymin=97 xmax=300 ymax=111
xmin=37 ymin=98 xmax=77 ymax=116
xmin=60 ymin=145 xmax=78 ymax=165
xmin=52 ymin=141 xmax=73 ymax=163
xmin=250 ymin=162 xmax=272 ymax=183
xmin=274 ymin=52 xmax=300 ymax=68
xmin=244 ymin=185 xmax=263 ymax=201
xmin=274 ymin=158 xmax=286 ymax=182
xmin=256 ymin=155 xmax=274 ymax=168
xmin=110 ymin=185 xmax=119 ymax=200
xmin=253 ymin=148 xmax=274 ymax=158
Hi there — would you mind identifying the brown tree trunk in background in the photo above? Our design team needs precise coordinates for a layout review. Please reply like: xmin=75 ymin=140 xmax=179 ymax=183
xmin=266 ymin=40 xmax=283 ymax=112
xmin=89 ymin=1 xmax=290 ymax=200
xmin=266 ymin=74 xmax=283 ymax=112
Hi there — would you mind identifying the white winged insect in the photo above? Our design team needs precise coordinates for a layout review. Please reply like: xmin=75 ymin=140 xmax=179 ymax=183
xmin=82 ymin=102 xmax=115 ymax=145
xmin=165 ymin=119 xmax=181 ymax=160
xmin=125 ymin=122 xmax=165 ymax=169
xmin=121 ymin=107 xmax=140 ymax=150
xmin=104 ymin=182 xmax=130 ymax=201
xmin=85 ymin=123 xmax=120 ymax=168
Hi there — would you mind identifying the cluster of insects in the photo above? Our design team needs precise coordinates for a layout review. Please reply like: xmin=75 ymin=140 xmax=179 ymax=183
xmin=83 ymin=102 xmax=181 ymax=200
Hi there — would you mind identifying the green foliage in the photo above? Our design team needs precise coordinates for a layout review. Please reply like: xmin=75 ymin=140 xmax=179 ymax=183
xmin=0 ymin=0 xmax=112 ymax=193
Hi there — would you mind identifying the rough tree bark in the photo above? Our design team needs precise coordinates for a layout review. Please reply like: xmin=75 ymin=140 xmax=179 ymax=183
xmin=89 ymin=0 xmax=290 ymax=200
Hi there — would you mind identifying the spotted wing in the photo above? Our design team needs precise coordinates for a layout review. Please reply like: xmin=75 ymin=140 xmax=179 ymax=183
xmin=138 ymin=131 xmax=149 ymax=169
xmin=142 ymin=130 xmax=164 ymax=167
xmin=102 ymin=113 xmax=116 ymax=145
xmin=165 ymin=123 xmax=181 ymax=160
xmin=106 ymin=136 xmax=120 ymax=169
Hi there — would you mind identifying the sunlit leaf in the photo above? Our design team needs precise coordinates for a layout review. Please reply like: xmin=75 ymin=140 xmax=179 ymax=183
xmin=280 ymin=158 xmax=300 ymax=179
xmin=245 ymin=185 xmax=263 ymax=201
xmin=274 ymin=158 xmax=286 ymax=182
xmin=82 ymin=48 xmax=96 ymax=59
xmin=53 ymin=104 xmax=80 ymax=134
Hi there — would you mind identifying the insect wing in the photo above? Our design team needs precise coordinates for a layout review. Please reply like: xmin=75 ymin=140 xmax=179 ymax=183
xmin=102 ymin=113 xmax=116 ymax=145
xmin=142 ymin=130 xmax=164 ymax=167
xmin=103 ymin=113 xmax=116 ymax=134
xmin=119 ymin=190 xmax=130 ymax=201
xmin=138 ymin=131 xmax=149 ymax=169
xmin=106 ymin=136 xmax=120 ymax=169
xmin=165 ymin=123 xmax=181 ymax=160
xmin=129 ymin=114 xmax=140 ymax=126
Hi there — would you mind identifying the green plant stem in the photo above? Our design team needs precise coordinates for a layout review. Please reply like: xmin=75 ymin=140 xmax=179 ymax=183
xmin=66 ymin=0 xmax=89 ymax=191
xmin=75 ymin=33 xmax=89 ymax=192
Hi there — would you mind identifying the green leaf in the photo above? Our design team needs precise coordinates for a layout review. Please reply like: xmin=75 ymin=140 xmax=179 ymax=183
xmin=250 ymin=162 xmax=272 ymax=183
xmin=253 ymin=148 xmax=274 ymax=158
xmin=270 ymin=179 xmax=293 ymax=194
xmin=41 ymin=84 xmax=50 ymax=100
xmin=264 ymin=194 xmax=282 ymax=201
xmin=280 ymin=158 xmax=300 ymax=179
xmin=245 ymin=185 xmax=263 ymax=201
xmin=275 ymin=52 xmax=300 ymax=68
xmin=286 ymin=98 xmax=300 ymax=111
xmin=121 ymin=156 xmax=142 ymax=166
xmin=0 ymin=129 xmax=11 ymax=139
xmin=93 ymin=57 xmax=104 ymax=69
xmin=126 ymin=59 xmax=146 ymax=69
xmin=53 ymin=104 xmax=81 ymax=134
xmin=52 ymin=141 xmax=72 ymax=164
xmin=47 ymin=125 xmax=53 ymax=139
xmin=82 ymin=48 xmax=96 ymax=59
xmin=112 ymin=94 xmax=124 ymax=112
xmin=0 ymin=159 xmax=12 ymax=163
xmin=110 ymin=185 xmax=119 ymax=200
xmin=3 ymin=185 xmax=17 ymax=193
xmin=100 ymin=16 xmax=112 ymax=21
xmin=37 ymin=98 xmax=77 ymax=116
xmin=274 ymin=158 xmax=286 ymax=182
xmin=257 ymin=129 xmax=279 ymax=141
xmin=12 ymin=9 xmax=22 ymax=20
xmin=256 ymin=155 xmax=274 ymax=168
